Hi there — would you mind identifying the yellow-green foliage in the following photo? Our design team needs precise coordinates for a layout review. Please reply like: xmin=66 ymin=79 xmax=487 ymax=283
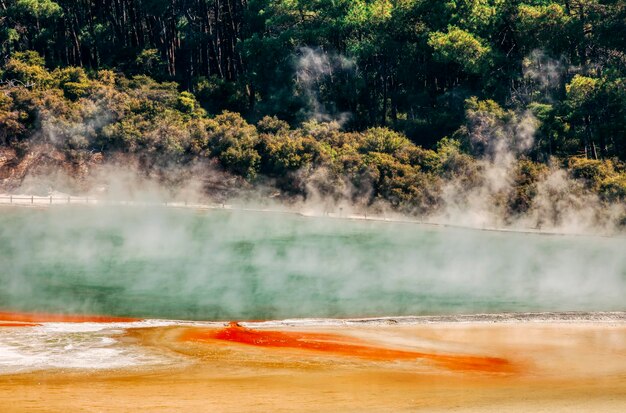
xmin=428 ymin=26 xmax=490 ymax=73
xmin=567 ymin=157 xmax=626 ymax=201
xmin=0 ymin=94 xmax=26 ymax=142
xmin=54 ymin=67 xmax=91 ymax=100
xmin=363 ymin=151 xmax=439 ymax=212
xmin=177 ymin=92 xmax=197 ymax=114
xmin=568 ymin=157 xmax=613 ymax=190
xmin=360 ymin=127 xmax=411 ymax=155
xmin=566 ymin=75 xmax=598 ymax=108
xmin=258 ymin=131 xmax=320 ymax=175
xmin=2 ymin=51 xmax=54 ymax=87
xmin=518 ymin=3 xmax=567 ymax=28
xmin=508 ymin=159 xmax=549 ymax=214
xmin=2 ymin=50 xmax=624 ymax=218
xmin=203 ymin=111 xmax=260 ymax=179
xmin=600 ymin=174 xmax=626 ymax=202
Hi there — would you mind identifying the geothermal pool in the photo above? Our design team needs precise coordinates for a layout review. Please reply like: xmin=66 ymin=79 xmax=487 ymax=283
xmin=0 ymin=206 xmax=625 ymax=319
xmin=1 ymin=206 xmax=626 ymax=411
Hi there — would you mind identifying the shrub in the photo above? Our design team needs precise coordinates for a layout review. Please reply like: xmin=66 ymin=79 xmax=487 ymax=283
xmin=360 ymin=127 xmax=411 ymax=155
xmin=2 ymin=51 xmax=53 ymax=87
xmin=568 ymin=157 xmax=613 ymax=190
xmin=600 ymin=174 xmax=626 ymax=202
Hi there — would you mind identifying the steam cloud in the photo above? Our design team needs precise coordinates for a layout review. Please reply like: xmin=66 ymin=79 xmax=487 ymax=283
xmin=2 ymin=46 xmax=625 ymax=322
xmin=1 ymin=207 xmax=624 ymax=320
xmin=432 ymin=50 xmax=625 ymax=234
xmin=2 ymin=49 xmax=625 ymax=238
xmin=295 ymin=47 xmax=354 ymax=125
xmin=523 ymin=49 xmax=566 ymax=91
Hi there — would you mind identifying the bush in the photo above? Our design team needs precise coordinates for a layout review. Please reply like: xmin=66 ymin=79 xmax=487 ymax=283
xmin=204 ymin=111 xmax=261 ymax=179
xmin=600 ymin=174 xmax=626 ymax=202
xmin=568 ymin=157 xmax=613 ymax=190
xmin=508 ymin=159 xmax=549 ymax=215
xmin=257 ymin=116 xmax=290 ymax=135
xmin=258 ymin=132 xmax=320 ymax=175
xmin=2 ymin=51 xmax=53 ymax=87
xmin=55 ymin=67 xmax=91 ymax=100
xmin=177 ymin=91 xmax=197 ymax=114
xmin=360 ymin=127 xmax=411 ymax=155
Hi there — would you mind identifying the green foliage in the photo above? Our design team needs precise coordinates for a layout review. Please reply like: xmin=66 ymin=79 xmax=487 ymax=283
xmin=97 ymin=70 xmax=116 ymax=86
xmin=600 ymin=174 xmax=626 ymax=203
xmin=566 ymin=75 xmax=598 ymax=109
xmin=134 ymin=49 xmax=168 ymax=80
xmin=428 ymin=26 xmax=491 ymax=73
xmin=0 ymin=93 xmax=26 ymax=144
xmin=193 ymin=76 xmax=248 ymax=114
xmin=177 ymin=92 xmax=197 ymax=114
xmin=0 ymin=0 xmax=623 ymax=164
xmin=2 ymin=51 xmax=53 ymax=87
xmin=258 ymin=131 xmax=320 ymax=175
xmin=517 ymin=3 xmax=569 ymax=50
xmin=14 ymin=0 xmax=62 ymax=19
xmin=461 ymin=97 xmax=516 ymax=156
xmin=567 ymin=157 xmax=626 ymax=202
xmin=11 ymin=50 xmax=45 ymax=66
xmin=1 ymin=0 xmax=626 ymax=217
xmin=257 ymin=116 xmax=290 ymax=135
xmin=508 ymin=159 xmax=549 ymax=215
xmin=363 ymin=151 xmax=439 ymax=212
xmin=55 ymin=67 xmax=91 ymax=100
xmin=568 ymin=157 xmax=613 ymax=190
xmin=360 ymin=127 xmax=411 ymax=155
xmin=202 ymin=111 xmax=261 ymax=179
xmin=435 ymin=136 xmax=481 ymax=184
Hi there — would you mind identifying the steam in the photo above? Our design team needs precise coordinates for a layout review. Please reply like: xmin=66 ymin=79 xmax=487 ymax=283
xmin=433 ymin=50 xmax=626 ymax=234
xmin=523 ymin=49 xmax=566 ymax=91
xmin=2 ymin=80 xmax=625 ymax=321
xmin=435 ymin=108 xmax=540 ymax=228
xmin=295 ymin=47 xmax=354 ymax=125
xmin=436 ymin=103 xmax=625 ymax=234
xmin=508 ymin=49 xmax=568 ymax=106
xmin=1 ymin=206 xmax=624 ymax=320
xmin=1 ymin=49 xmax=625 ymax=237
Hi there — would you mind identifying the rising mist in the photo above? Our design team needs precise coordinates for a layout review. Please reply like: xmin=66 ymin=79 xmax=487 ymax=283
xmin=1 ymin=206 xmax=624 ymax=320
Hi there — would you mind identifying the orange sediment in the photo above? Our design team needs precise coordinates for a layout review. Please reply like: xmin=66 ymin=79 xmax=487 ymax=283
xmin=0 ymin=311 xmax=141 ymax=323
xmin=0 ymin=322 xmax=40 ymax=327
xmin=180 ymin=322 xmax=516 ymax=373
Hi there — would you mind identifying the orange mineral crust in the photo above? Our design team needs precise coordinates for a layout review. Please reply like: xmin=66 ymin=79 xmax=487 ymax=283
xmin=2 ymin=322 xmax=626 ymax=412
xmin=0 ymin=322 xmax=40 ymax=327
xmin=180 ymin=322 xmax=515 ymax=373
xmin=0 ymin=311 xmax=141 ymax=323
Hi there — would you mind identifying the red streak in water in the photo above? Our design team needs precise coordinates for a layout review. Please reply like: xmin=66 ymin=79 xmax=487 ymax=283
xmin=181 ymin=322 xmax=515 ymax=373
xmin=0 ymin=311 xmax=141 ymax=323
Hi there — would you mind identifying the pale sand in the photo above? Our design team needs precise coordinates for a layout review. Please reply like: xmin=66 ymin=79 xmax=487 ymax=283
xmin=1 ymin=322 xmax=625 ymax=412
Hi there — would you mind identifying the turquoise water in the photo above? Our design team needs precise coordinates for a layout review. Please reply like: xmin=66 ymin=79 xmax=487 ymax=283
xmin=0 ymin=207 xmax=625 ymax=320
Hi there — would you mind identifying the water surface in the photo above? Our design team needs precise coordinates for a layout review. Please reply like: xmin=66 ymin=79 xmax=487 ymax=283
xmin=0 ymin=207 xmax=624 ymax=320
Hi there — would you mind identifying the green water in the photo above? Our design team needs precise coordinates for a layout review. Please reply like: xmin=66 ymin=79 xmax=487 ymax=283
xmin=0 ymin=207 xmax=624 ymax=320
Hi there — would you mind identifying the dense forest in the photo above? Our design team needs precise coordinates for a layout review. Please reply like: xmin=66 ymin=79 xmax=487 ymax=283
xmin=0 ymin=1 xmax=625 ymax=228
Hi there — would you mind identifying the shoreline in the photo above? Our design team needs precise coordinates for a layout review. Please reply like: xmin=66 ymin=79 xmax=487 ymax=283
xmin=1 ymin=310 xmax=625 ymax=327
xmin=240 ymin=311 xmax=626 ymax=327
